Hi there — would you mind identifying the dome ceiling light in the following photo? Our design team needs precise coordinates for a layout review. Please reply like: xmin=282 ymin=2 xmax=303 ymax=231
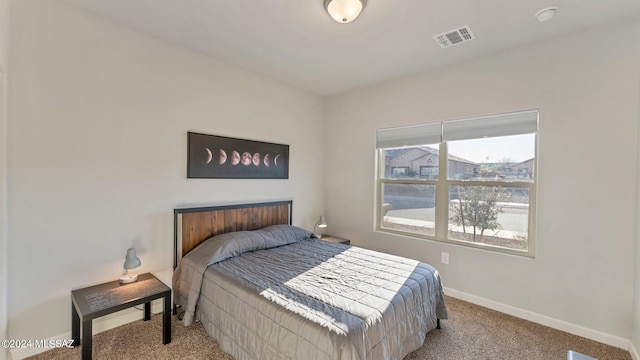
xmin=535 ymin=6 xmax=558 ymax=22
xmin=324 ymin=0 xmax=367 ymax=24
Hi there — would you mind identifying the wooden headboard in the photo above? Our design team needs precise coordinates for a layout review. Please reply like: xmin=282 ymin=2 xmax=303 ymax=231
xmin=173 ymin=201 xmax=292 ymax=268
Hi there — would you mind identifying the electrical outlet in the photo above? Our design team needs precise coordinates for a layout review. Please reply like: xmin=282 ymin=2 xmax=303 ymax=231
xmin=441 ymin=252 xmax=449 ymax=264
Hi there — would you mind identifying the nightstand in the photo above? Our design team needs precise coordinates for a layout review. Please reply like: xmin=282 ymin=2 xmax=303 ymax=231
xmin=71 ymin=273 xmax=171 ymax=360
xmin=320 ymin=235 xmax=350 ymax=245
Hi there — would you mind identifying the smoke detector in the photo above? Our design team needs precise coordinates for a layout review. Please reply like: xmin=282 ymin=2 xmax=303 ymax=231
xmin=433 ymin=25 xmax=476 ymax=48
xmin=535 ymin=6 xmax=558 ymax=22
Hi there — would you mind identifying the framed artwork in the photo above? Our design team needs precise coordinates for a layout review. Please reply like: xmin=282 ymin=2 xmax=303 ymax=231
xmin=187 ymin=132 xmax=289 ymax=179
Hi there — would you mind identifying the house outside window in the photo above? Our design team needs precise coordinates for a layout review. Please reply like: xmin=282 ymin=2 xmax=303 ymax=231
xmin=390 ymin=166 xmax=411 ymax=177
xmin=419 ymin=166 xmax=437 ymax=179
xmin=376 ymin=110 xmax=538 ymax=257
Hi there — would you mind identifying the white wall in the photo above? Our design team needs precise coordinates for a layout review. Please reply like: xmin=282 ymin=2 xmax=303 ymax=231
xmin=633 ymin=27 xmax=640 ymax=357
xmin=7 ymin=0 xmax=640 ymax=356
xmin=0 ymin=0 xmax=9 ymax=359
xmin=8 ymin=0 xmax=325 ymax=344
xmin=634 ymin=124 xmax=640 ymax=357
xmin=325 ymin=19 xmax=640 ymax=346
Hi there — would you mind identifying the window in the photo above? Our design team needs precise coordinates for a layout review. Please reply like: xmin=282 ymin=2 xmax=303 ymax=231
xmin=376 ymin=110 xmax=537 ymax=257
xmin=391 ymin=167 xmax=411 ymax=177
xmin=419 ymin=165 xmax=437 ymax=179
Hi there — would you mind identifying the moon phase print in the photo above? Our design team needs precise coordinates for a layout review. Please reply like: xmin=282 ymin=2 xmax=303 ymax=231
xmin=187 ymin=132 xmax=289 ymax=179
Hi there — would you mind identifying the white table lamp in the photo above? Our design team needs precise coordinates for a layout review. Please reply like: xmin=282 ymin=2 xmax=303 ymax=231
xmin=119 ymin=247 xmax=141 ymax=284
xmin=314 ymin=216 xmax=328 ymax=238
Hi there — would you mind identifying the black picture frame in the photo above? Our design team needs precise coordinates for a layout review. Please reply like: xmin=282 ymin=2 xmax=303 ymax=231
xmin=187 ymin=132 xmax=289 ymax=179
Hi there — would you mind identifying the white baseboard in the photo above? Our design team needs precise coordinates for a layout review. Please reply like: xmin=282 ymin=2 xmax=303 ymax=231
xmin=10 ymin=268 xmax=174 ymax=360
xmin=9 ymin=282 xmax=633 ymax=359
xmin=9 ymin=301 xmax=165 ymax=360
xmin=444 ymin=287 xmax=631 ymax=351
xmin=630 ymin=341 xmax=639 ymax=360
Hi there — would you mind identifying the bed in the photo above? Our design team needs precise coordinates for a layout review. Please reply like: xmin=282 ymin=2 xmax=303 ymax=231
xmin=172 ymin=201 xmax=448 ymax=360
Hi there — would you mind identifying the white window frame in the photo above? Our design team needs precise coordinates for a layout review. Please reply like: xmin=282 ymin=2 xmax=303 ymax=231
xmin=375 ymin=110 xmax=538 ymax=257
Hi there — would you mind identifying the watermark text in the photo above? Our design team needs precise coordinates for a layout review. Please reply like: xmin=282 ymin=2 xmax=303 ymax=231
xmin=1 ymin=339 xmax=74 ymax=349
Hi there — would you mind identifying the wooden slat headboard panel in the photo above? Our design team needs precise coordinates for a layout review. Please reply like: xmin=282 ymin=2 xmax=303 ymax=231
xmin=173 ymin=201 xmax=292 ymax=268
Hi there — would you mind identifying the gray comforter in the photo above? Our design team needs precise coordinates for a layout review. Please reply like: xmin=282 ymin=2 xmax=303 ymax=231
xmin=173 ymin=225 xmax=448 ymax=360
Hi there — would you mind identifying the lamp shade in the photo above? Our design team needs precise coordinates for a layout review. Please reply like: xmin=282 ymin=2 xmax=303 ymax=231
xmin=324 ymin=0 xmax=366 ymax=23
xmin=316 ymin=216 xmax=327 ymax=228
xmin=314 ymin=216 xmax=328 ymax=238
xmin=123 ymin=248 xmax=141 ymax=270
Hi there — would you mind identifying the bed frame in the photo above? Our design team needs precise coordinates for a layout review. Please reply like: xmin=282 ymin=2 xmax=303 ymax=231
xmin=173 ymin=200 xmax=292 ymax=269
xmin=171 ymin=200 xmax=441 ymax=329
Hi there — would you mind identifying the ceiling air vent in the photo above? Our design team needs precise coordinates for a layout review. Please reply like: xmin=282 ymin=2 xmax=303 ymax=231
xmin=434 ymin=25 xmax=475 ymax=48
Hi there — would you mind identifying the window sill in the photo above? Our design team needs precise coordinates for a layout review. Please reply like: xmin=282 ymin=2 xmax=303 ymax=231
xmin=376 ymin=223 xmax=535 ymax=258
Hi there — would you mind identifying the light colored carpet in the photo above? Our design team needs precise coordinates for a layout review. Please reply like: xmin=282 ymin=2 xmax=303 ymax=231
xmin=28 ymin=297 xmax=631 ymax=360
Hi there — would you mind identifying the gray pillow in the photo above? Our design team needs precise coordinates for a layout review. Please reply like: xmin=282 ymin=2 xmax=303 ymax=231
xmin=190 ymin=225 xmax=313 ymax=267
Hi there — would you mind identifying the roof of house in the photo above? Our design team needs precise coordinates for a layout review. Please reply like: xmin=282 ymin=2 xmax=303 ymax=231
xmin=385 ymin=146 xmax=478 ymax=165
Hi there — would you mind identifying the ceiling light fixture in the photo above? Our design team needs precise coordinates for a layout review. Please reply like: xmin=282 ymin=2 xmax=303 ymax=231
xmin=324 ymin=0 xmax=366 ymax=24
xmin=535 ymin=6 xmax=558 ymax=22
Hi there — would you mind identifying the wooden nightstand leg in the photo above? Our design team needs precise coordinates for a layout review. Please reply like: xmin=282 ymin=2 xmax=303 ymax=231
xmin=144 ymin=302 xmax=151 ymax=321
xmin=81 ymin=318 xmax=92 ymax=360
xmin=71 ymin=303 xmax=80 ymax=346
xmin=163 ymin=293 xmax=171 ymax=344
